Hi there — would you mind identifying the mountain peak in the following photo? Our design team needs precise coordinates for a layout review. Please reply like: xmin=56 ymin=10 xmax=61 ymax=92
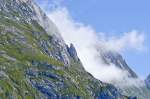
xmin=145 ymin=74 xmax=150 ymax=90
xmin=67 ymin=43 xmax=79 ymax=61
xmin=100 ymin=50 xmax=138 ymax=78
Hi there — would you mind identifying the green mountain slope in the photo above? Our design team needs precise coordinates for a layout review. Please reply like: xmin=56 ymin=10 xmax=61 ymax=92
xmin=0 ymin=0 xmax=131 ymax=98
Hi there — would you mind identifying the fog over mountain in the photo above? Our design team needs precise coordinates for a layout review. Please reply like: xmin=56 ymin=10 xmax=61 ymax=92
xmin=47 ymin=7 xmax=144 ymax=84
xmin=0 ymin=0 xmax=149 ymax=98
xmin=44 ymin=4 xmax=150 ymax=98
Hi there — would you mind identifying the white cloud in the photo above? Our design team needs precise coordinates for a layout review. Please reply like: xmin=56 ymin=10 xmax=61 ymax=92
xmin=102 ymin=30 xmax=145 ymax=52
xmin=47 ymin=7 xmax=146 ymax=84
xmin=35 ymin=0 xmax=147 ymax=87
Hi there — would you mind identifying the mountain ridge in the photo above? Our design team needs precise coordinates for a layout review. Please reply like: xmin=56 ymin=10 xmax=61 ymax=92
xmin=98 ymin=49 xmax=150 ymax=99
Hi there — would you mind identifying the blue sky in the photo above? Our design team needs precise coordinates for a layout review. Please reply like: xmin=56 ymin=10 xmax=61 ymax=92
xmin=36 ymin=0 xmax=150 ymax=78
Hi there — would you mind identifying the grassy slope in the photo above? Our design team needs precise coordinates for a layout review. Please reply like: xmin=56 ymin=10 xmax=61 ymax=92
xmin=0 ymin=12 xmax=64 ymax=98
xmin=0 ymin=8 xmax=128 ymax=98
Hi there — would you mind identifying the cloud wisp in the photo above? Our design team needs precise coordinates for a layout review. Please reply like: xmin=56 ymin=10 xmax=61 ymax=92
xmin=101 ymin=30 xmax=145 ymax=52
xmin=37 ymin=1 xmax=146 ymax=86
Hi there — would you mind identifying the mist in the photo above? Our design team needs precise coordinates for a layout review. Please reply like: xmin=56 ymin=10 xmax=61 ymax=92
xmin=35 ymin=0 xmax=146 ymax=86
xmin=47 ymin=7 xmax=145 ymax=86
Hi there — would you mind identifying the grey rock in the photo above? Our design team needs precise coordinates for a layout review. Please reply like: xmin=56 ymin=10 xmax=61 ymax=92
xmin=100 ymin=50 xmax=137 ymax=78
xmin=67 ymin=43 xmax=79 ymax=61
xmin=98 ymin=49 xmax=150 ymax=98
xmin=145 ymin=74 xmax=150 ymax=90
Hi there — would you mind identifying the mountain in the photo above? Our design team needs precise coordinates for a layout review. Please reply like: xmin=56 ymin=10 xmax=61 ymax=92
xmin=0 ymin=0 xmax=131 ymax=98
xmin=100 ymin=50 xmax=138 ymax=78
xmin=145 ymin=74 xmax=150 ymax=90
xmin=99 ymin=49 xmax=150 ymax=99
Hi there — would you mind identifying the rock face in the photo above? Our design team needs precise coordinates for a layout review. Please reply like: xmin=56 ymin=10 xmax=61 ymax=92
xmin=0 ymin=0 xmax=129 ymax=98
xmin=145 ymin=74 xmax=150 ymax=90
xmin=100 ymin=50 xmax=137 ymax=78
xmin=99 ymin=49 xmax=150 ymax=99
xmin=67 ymin=43 xmax=79 ymax=61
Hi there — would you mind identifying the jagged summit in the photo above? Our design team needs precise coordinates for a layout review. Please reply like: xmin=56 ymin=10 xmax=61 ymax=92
xmin=97 ymin=48 xmax=150 ymax=99
xmin=67 ymin=43 xmax=79 ymax=61
xmin=100 ymin=50 xmax=138 ymax=78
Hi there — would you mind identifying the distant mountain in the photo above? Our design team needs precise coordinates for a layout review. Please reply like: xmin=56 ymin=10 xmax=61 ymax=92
xmin=0 ymin=0 xmax=130 ymax=98
xmin=100 ymin=50 xmax=138 ymax=78
xmin=99 ymin=49 xmax=150 ymax=99
xmin=145 ymin=74 xmax=150 ymax=90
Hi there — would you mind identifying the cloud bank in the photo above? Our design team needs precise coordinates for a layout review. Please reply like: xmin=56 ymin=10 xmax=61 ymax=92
xmin=47 ymin=7 xmax=145 ymax=83
xmin=37 ymin=1 xmax=146 ymax=86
